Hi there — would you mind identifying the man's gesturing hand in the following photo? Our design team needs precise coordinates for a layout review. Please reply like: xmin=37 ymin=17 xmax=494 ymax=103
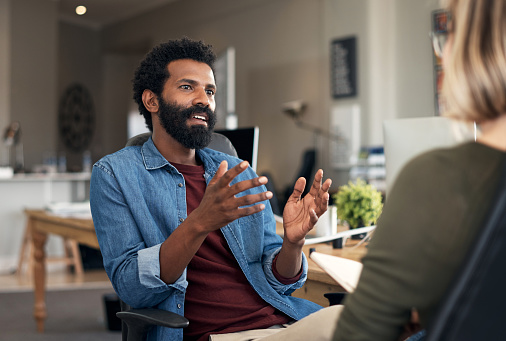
xmin=282 ymin=169 xmax=332 ymax=245
xmin=190 ymin=160 xmax=272 ymax=234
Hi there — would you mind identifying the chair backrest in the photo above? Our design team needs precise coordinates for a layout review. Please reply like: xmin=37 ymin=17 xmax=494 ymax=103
xmin=283 ymin=149 xmax=316 ymax=206
xmin=426 ymin=162 xmax=506 ymax=340
xmin=125 ymin=132 xmax=238 ymax=158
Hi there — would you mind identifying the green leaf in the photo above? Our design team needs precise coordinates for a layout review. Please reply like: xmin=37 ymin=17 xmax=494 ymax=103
xmin=333 ymin=178 xmax=383 ymax=229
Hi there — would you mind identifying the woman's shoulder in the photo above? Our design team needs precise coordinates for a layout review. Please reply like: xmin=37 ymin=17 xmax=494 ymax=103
xmin=399 ymin=142 xmax=477 ymax=177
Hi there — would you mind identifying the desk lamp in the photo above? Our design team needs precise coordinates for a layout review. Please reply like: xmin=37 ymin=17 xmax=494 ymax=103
xmin=281 ymin=100 xmax=344 ymax=143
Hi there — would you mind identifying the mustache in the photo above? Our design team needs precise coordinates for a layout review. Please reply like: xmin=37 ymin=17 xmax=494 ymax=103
xmin=182 ymin=105 xmax=215 ymax=119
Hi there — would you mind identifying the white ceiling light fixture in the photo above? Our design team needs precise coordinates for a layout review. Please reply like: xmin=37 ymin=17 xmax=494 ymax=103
xmin=75 ymin=5 xmax=87 ymax=15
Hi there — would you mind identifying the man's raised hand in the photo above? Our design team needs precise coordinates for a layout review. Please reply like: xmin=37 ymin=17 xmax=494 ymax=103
xmin=190 ymin=160 xmax=272 ymax=234
xmin=282 ymin=169 xmax=332 ymax=245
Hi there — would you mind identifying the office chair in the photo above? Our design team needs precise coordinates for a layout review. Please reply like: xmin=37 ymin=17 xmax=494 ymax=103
xmin=125 ymin=131 xmax=238 ymax=158
xmin=116 ymin=131 xmax=239 ymax=341
xmin=259 ymin=171 xmax=282 ymax=216
xmin=283 ymin=149 xmax=316 ymax=207
xmin=424 ymin=163 xmax=506 ymax=340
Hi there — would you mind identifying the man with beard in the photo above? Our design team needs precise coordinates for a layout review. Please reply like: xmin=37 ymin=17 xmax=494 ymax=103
xmin=90 ymin=38 xmax=336 ymax=341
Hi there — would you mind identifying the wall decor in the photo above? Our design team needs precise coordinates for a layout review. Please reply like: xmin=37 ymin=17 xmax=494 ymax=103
xmin=331 ymin=36 xmax=357 ymax=99
xmin=432 ymin=10 xmax=449 ymax=115
xmin=58 ymin=84 xmax=95 ymax=152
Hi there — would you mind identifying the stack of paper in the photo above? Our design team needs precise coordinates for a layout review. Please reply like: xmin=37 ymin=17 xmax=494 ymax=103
xmin=0 ymin=167 xmax=14 ymax=179
xmin=45 ymin=201 xmax=92 ymax=219
xmin=310 ymin=251 xmax=363 ymax=292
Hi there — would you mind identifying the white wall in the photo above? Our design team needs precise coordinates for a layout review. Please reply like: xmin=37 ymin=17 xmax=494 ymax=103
xmin=57 ymin=22 xmax=102 ymax=171
xmin=0 ymin=0 xmax=11 ymax=134
xmin=9 ymin=0 xmax=58 ymax=169
xmin=102 ymin=54 xmax=144 ymax=154
xmin=395 ymin=0 xmax=440 ymax=119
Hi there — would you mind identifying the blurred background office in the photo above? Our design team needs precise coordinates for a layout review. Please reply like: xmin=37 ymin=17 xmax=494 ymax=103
xmin=0 ymin=0 xmax=448 ymax=277
xmin=0 ymin=0 xmax=443 ymax=191
xmin=0 ymin=0 xmax=447 ymax=337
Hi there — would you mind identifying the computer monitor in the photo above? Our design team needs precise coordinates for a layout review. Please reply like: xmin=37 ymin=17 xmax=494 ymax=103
xmin=215 ymin=127 xmax=259 ymax=172
xmin=383 ymin=116 xmax=475 ymax=195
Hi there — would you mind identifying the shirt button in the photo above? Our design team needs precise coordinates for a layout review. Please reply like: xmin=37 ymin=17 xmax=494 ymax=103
xmin=177 ymin=304 xmax=182 ymax=309
xmin=179 ymin=218 xmax=184 ymax=223
xmin=178 ymin=183 xmax=183 ymax=187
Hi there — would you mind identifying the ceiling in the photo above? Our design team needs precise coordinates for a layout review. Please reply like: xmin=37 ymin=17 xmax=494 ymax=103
xmin=58 ymin=0 xmax=179 ymax=30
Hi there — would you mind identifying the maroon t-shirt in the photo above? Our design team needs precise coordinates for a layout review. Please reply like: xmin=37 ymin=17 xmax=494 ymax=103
xmin=170 ymin=162 xmax=299 ymax=341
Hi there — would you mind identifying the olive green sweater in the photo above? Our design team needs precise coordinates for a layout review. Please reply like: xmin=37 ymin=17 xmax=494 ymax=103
xmin=333 ymin=142 xmax=505 ymax=341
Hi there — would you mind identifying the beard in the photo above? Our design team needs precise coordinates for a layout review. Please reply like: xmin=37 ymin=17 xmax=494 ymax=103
xmin=157 ymin=98 xmax=217 ymax=150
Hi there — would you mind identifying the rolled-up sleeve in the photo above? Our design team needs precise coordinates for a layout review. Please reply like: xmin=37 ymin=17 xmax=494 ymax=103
xmin=90 ymin=162 xmax=184 ymax=308
xmin=263 ymin=247 xmax=308 ymax=295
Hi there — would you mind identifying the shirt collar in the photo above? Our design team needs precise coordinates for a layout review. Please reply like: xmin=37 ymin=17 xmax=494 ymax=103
xmin=140 ymin=137 xmax=218 ymax=175
xmin=141 ymin=137 xmax=171 ymax=170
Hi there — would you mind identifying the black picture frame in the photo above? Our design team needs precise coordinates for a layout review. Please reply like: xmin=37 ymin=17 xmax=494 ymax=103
xmin=331 ymin=36 xmax=357 ymax=99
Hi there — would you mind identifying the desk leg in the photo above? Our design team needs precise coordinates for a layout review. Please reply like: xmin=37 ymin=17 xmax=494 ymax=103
xmin=32 ymin=224 xmax=48 ymax=333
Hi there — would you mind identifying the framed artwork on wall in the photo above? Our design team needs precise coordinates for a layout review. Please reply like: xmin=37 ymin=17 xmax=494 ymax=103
xmin=432 ymin=10 xmax=449 ymax=115
xmin=331 ymin=36 xmax=357 ymax=99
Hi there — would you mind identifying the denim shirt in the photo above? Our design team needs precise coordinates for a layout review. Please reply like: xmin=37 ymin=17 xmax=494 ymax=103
xmin=90 ymin=138 xmax=321 ymax=341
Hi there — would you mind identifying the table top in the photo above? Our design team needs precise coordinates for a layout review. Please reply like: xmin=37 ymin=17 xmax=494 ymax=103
xmin=24 ymin=209 xmax=368 ymax=285
xmin=25 ymin=209 xmax=94 ymax=229
xmin=303 ymin=240 xmax=368 ymax=285
xmin=25 ymin=209 xmax=98 ymax=248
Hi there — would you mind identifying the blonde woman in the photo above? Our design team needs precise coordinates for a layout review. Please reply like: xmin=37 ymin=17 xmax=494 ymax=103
xmin=331 ymin=0 xmax=506 ymax=340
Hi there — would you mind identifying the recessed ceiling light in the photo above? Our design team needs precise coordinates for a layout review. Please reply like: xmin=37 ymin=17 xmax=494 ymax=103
xmin=75 ymin=5 xmax=87 ymax=15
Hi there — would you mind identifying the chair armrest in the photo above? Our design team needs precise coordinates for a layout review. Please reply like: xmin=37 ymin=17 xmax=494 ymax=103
xmin=117 ymin=308 xmax=189 ymax=341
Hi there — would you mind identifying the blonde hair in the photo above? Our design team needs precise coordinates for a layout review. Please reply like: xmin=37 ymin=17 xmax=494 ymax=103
xmin=442 ymin=0 xmax=506 ymax=123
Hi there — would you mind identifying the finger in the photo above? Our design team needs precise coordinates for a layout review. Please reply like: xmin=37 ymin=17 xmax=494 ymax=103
xmin=313 ymin=179 xmax=331 ymax=217
xmin=208 ymin=161 xmax=229 ymax=186
xmin=290 ymin=177 xmax=306 ymax=202
xmin=236 ymin=203 xmax=266 ymax=217
xmin=234 ymin=191 xmax=273 ymax=208
xmin=229 ymin=176 xmax=268 ymax=197
xmin=315 ymin=178 xmax=332 ymax=206
xmin=308 ymin=209 xmax=319 ymax=229
xmin=315 ymin=192 xmax=329 ymax=217
xmin=308 ymin=169 xmax=324 ymax=198
xmin=322 ymin=178 xmax=332 ymax=192
xmin=215 ymin=161 xmax=249 ymax=188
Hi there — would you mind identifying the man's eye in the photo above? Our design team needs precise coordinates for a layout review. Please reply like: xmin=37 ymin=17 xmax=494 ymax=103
xmin=206 ymin=89 xmax=215 ymax=96
xmin=180 ymin=85 xmax=191 ymax=90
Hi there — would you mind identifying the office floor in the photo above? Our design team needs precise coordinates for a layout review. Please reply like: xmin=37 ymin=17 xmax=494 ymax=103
xmin=0 ymin=267 xmax=118 ymax=340
xmin=0 ymin=266 xmax=111 ymax=293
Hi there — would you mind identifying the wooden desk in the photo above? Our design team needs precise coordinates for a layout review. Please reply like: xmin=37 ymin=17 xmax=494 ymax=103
xmin=25 ymin=209 xmax=98 ymax=332
xmin=293 ymin=241 xmax=368 ymax=306
xmin=26 ymin=210 xmax=367 ymax=331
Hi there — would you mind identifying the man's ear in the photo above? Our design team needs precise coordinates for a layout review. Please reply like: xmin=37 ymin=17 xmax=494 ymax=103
xmin=142 ymin=89 xmax=159 ymax=113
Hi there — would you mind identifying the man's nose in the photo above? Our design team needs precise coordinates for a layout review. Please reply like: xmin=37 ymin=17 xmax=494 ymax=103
xmin=192 ymin=88 xmax=210 ymax=107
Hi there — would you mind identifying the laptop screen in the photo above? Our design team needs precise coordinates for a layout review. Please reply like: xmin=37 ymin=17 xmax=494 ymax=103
xmin=215 ymin=127 xmax=259 ymax=172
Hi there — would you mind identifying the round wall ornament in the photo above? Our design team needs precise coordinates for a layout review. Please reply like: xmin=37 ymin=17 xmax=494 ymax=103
xmin=58 ymin=84 xmax=95 ymax=152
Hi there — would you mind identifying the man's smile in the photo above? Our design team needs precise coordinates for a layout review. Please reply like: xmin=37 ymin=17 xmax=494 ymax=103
xmin=189 ymin=113 xmax=208 ymax=125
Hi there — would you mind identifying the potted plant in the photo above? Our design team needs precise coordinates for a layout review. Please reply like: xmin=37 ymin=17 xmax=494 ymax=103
xmin=333 ymin=179 xmax=383 ymax=238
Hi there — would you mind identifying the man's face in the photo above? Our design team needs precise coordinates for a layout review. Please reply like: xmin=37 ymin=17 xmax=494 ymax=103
xmin=157 ymin=97 xmax=216 ymax=149
xmin=156 ymin=59 xmax=217 ymax=149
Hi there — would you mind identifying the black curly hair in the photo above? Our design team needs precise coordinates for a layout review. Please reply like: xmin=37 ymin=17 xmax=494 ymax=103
xmin=132 ymin=37 xmax=216 ymax=131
